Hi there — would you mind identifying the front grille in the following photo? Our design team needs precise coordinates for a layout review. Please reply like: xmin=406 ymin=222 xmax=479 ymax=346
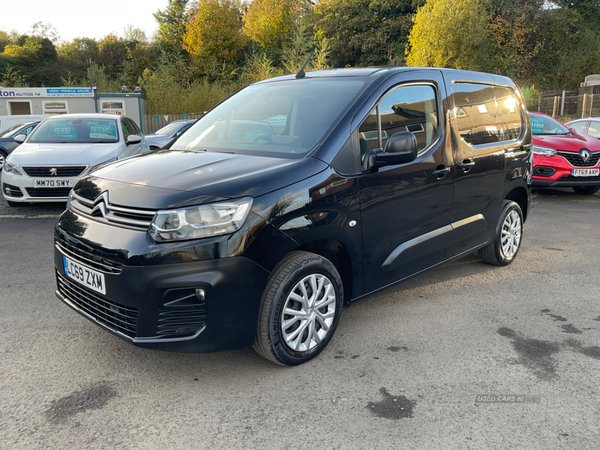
xmin=57 ymin=271 xmax=138 ymax=338
xmin=3 ymin=183 xmax=23 ymax=197
xmin=71 ymin=192 xmax=156 ymax=230
xmin=56 ymin=241 xmax=122 ymax=274
xmin=26 ymin=187 xmax=71 ymax=198
xmin=23 ymin=166 xmax=87 ymax=177
xmin=557 ymin=151 xmax=600 ymax=167
xmin=157 ymin=308 xmax=207 ymax=339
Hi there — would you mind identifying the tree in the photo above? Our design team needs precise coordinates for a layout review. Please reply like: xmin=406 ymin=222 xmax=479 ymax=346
xmin=183 ymin=0 xmax=247 ymax=76
xmin=313 ymin=0 xmax=417 ymax=68
xmin=154 ymin=0 xmax=190 ymax=53
xmin=243 ymin=0 xmax=300 ymax=50
xmin=406 ymin=0 xmax=492 ymax=70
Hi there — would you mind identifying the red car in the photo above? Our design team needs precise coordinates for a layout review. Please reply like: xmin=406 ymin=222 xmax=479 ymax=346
xmin=530 ymin=112 xmax=600 ymax=195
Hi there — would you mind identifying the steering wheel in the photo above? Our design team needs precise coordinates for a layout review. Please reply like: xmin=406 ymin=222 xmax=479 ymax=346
xmin=253 ymin=135 xmax=273 ymax=145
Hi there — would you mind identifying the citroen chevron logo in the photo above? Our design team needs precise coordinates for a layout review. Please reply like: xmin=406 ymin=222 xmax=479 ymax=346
xmin=580 ymin=149 xmax=591 ymax=163
xmin=49 ymin=168 xmax=58 ymax=176
xmin=91 ymin=191 xmax=110 ymax=218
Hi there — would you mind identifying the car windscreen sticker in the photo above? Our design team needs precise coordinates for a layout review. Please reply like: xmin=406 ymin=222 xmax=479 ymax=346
xmin=530 ymin=117 xmax=545 ymax=134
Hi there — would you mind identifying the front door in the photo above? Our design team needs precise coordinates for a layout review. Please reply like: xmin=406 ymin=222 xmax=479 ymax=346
xmin=357 ymin=74 xmax=455 ymax=293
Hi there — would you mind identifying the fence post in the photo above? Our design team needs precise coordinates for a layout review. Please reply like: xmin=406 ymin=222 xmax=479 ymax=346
xmin=552 ymin=96 xmax=559 ymax=118
xmin=582 ymin=94 xmax=588 ymax=119
xmin=560 ymin=90 xmax=565 ymax=116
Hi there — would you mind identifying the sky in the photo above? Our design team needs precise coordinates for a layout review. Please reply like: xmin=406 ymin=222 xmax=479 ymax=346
xmin=0 ymin=0 xmax=168 ymax=41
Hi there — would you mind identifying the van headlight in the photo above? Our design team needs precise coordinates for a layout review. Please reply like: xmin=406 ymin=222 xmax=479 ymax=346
xmin=3 ymin=161 xmax=24 ymax=175
xmin=149 ymin=197 xmax=253 ymax=242
xmin=532 ymin=145 xmax=556 ymax=157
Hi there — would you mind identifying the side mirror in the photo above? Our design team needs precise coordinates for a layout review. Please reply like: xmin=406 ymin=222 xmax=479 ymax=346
xmin=126 ymin=135 xmax=142 ymax=146
xmin=568 ymin=127 xmax=576 ymax=133
xmin=362 ymin=131 xmax=418 ymax=171
xmin=13 ymin=134 xmax=27 ymax=144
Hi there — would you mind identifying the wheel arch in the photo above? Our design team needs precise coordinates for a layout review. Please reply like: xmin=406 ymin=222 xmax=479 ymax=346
xmin=504 ymin=186 xmax=529 ymax=221
xmin=295 ymin=238 xmax=354 ymax=305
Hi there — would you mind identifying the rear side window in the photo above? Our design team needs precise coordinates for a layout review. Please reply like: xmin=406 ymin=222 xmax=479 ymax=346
xmin=586 ymin=121 xmax=600 ymax=138
xmin=359 ymin=84 xmax=438 ymax=158
xmin=495 ymin=87 xmax=523 ymax=142
xmin=452 ymin=83 xmax=500 ymax=145
xmin=453 ymin=83 xmax=525 ymax=146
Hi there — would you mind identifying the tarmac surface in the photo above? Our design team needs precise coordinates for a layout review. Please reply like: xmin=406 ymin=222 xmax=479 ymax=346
xmin=1 ymin=189 xmax=599 ymax=449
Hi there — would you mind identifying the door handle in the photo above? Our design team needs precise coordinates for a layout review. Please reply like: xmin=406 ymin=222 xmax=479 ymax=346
xmin=432 ymin=166 xmax=451 ymax=179
xmin=459 ymin=160 xmax=475 ymax=172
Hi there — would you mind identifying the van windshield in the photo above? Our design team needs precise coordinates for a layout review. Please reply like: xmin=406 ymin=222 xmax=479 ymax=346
xmin=28 ymin=118 xmax=119 ymax=144
xmin=174 ymin=79 xmax=366 ymax=158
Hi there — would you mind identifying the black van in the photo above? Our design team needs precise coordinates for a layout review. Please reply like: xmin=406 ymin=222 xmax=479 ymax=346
xmin=54 ymin=68 xmax=532 ymax=365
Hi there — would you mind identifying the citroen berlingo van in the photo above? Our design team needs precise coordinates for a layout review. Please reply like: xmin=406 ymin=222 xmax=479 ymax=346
xmin=54 ymin=68 xmax=532 ymax=365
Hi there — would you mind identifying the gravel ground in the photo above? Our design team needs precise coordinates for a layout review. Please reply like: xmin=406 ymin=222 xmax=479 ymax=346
xmin=0 ymin=188 xmax=599 ymax=449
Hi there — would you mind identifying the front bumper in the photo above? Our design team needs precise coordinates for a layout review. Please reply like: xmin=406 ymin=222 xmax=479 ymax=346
xmin=2 ymin=169 xmax=80 ymax=203
xmin=54 ymin=219 xmax=271 ymax=353
xmin=532 ymin=153 xmax=600 ymax=188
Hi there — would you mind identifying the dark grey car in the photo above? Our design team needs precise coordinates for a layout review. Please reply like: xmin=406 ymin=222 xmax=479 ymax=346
xmin=0 ymin=121 xmax=40 ymax=169
xmin=144 ymin=120 xmax=196 ymax=150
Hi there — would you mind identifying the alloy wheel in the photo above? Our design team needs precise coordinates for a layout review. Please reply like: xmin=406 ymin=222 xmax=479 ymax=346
xmin=501 ymin=210 xmax=522 ymax=259
xmin=281 ymin=274 xmax=337 ymax=352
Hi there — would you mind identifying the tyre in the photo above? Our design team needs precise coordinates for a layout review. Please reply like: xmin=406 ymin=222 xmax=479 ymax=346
xmin=479 ymin=201 xmax=524 ymax=266
xmin=254 ymin=251 xmax=344 ymax=366
xmin=0 ymin=149 xmax=7 ymax=169
xmin=572 ymin=186 xmax=600 ymax=195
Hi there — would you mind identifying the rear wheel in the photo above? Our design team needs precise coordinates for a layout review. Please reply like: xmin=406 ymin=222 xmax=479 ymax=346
xmin=479 ymin=201 xmax=523 ymax=266
xmin=572 ymin=186 xmax=600 ymax=195
xmin=254 ymin=251 xmax=343 ymax=366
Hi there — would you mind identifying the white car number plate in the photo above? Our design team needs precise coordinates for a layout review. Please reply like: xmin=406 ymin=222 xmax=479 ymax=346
xmin=62 ymin=255 xmax=106 ymax=295
xmin=572 ymin=168 xmax=599 ymax=177
xmin=35 ymin=179 xmax=74 ymax=188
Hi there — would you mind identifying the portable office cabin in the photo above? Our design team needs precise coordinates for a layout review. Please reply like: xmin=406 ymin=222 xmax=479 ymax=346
xmin=0 ymin=86 xmax=148 ymax=132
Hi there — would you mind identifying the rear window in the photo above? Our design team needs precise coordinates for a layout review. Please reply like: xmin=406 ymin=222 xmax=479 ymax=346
xmin=29 ymin=118 xmax=119 ymax=144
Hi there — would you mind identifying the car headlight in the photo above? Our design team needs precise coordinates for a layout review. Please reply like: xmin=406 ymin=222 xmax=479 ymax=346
xmin=532 ymin=145 xmax=557 ymax=157
xmin=149 ymin=197 xmax=253 ymax=242
xmin=3 ymin=161 xmax=24 ymax=175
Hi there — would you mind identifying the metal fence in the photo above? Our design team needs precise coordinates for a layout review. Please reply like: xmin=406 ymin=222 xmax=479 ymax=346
xmin=142 ymin=113 xmax=205 ymax=135
xmin=538 ymin=91 xmax=600 ymax=122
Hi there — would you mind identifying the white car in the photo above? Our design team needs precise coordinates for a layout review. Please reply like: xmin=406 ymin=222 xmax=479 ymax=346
xmin=1 ymin=114 xmax=150 ymax=206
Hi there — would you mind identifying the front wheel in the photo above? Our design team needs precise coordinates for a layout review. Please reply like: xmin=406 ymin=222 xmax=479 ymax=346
xmin=572 ymin=186 xmax=600 ymax=195
xmin=479 ymin=201 xmax=524 ymax=266
xmin=254 ymin=251 xmax=343 ymax=366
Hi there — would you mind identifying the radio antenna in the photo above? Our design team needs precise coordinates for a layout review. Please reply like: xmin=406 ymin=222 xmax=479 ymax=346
xmin=295 ymin=51 xmax=315 ymax=79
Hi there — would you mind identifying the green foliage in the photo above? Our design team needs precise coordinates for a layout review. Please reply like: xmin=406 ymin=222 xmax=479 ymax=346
xmin=153 ymin=0 xmax=190 ymax=53
xmin=183 ymin=0 xmax=247 ymax=78
xmin=313 ymin=0 xmax=416 ymax=67
xmin=243 ymin=0 xmax=300 ymax=50
xmin=406 ymin=0 xmax=492 ymax=70
xmin=521 ymin=85 xmax=541 ymax=110
xmin=139 ymin=62 xmax=236 ymax=114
